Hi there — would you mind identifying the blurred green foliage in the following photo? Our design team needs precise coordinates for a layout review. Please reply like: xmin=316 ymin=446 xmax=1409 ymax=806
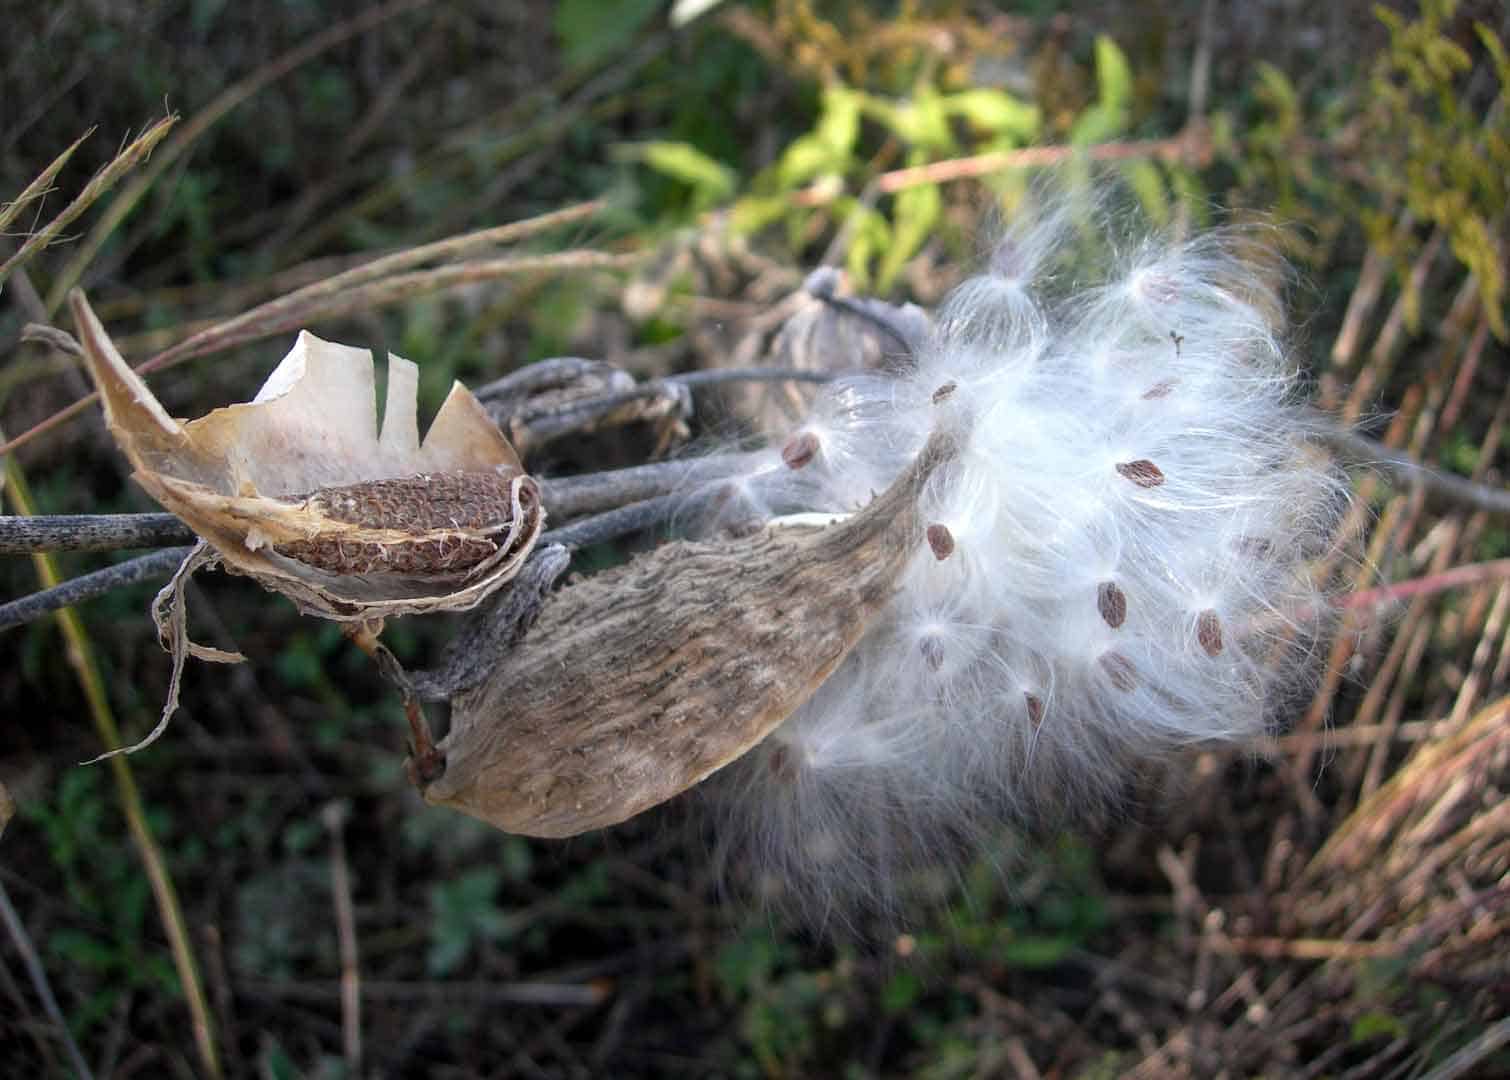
xmin=1238 ymin=0 xmax=1509 ymax=335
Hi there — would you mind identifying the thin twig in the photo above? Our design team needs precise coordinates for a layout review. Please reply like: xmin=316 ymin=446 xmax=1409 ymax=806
xmin=543 ymin=493 xmax=686 ymax=550
xmin=0 ymin=882 xmax=95 ymax=1080
xmin=1340 ymin=558 xmax=1510 ymax=611
xmin=0 ymin=116 xmax=178 ymax=287
xmin=322 ymin=802 xmax=362 ymax=1076
xmin=792 ymin=128 xmax=1212 ymax=206
xmin=2 ymin=457 xmax=220 ymax=1077
xmin=0 ymin=447 xmax=763 ymax=556
xmin=1325 ymin=428 xmax=1510 ymax=517
xmin=0 ymin=128 xmax=93 ymax=237
xmin=0 ymin=547 xmax=192 ymax=631
xmin=236 ymin=977 xmax=610 ymax=1007
xmin=1 ymin=245 xmax=633 ymax=458
xmin=0 ymin=514 xmax=193 ymax=554
xmin=1417 ymin=1017 xmax=1510 ymax=1080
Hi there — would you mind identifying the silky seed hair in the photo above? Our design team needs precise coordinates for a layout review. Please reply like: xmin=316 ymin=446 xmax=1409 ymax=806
xmin=696 ymin=186 xmax=1352 ymax=918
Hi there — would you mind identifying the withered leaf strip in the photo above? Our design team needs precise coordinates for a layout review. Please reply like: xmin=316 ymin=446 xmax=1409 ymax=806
xmin=72 ymin=289 xmax=543 ymax=620
xmin=424 ymin=426 xmax=961 ymax=838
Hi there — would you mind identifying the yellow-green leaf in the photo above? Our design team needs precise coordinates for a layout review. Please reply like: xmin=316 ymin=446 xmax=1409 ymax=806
xmin=944 ymin=89 xmax=1041 ymax=143
xmin=730 ymin=194 xmax=793 ymax=235
xmin=637 ymin=141 xmax=736 ymax=202
xmin=877 ymin=172 xmax=941 ymax=291
xmin=777 ymin=134 xmax=837 ymax=190
xmin=816 ymin=85 xmax=862 ymax=158
xmin=1069 ymin=36 xmax=1133 ymax=146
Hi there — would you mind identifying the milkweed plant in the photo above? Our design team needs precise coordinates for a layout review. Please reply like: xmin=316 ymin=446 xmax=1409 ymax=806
xmin=696 ymin=188 xmax=1354 ymax=916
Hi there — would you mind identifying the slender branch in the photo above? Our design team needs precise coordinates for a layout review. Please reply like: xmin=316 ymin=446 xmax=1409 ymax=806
xmin=1325 ymin=428 xmax=1510 ymax=517
xmin=537 ymin=450 xmax=760 ymax=519
xmin=321 ymin=802 xmax=362 ymax=1076
xmin=543 ymin=492 xmax=686 ymax=550
xmin=0 ymin=882 xmax=95 ymax=1080
xmin=0 ymin=116 xmax=178 ymax=288
xmin=0 ymin=547 xmax=192 ymax=632
xmin=0 ymin=450 xmax=763 ymax=556
xmin=0 ymin=513 xmax=193 ymax=553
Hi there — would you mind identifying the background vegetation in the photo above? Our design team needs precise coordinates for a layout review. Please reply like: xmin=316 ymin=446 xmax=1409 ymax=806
xmin=1 ymin=0 xmax=1507 ymax=1075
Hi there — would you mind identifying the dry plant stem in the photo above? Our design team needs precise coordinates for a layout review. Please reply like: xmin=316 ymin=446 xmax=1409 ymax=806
xmin=0 ymin=882 xmax=95 ymax=1080
xmin=410 ymin=545 xmax=572 ymax=701
xmin=235 ymin=977 xmax=610 ymax=1007
xmin=0 ymin=513 xmax=193 ymax=554
xmin=0 ymin=128 xmax=91 ymax=237
xmin=0 ymin=116 xmax=178 ymax=287
xmin=321 ymin=802 xmax=362 ymax=1076
xmin=343 ymin=622 xmax=444 ymax=782
xmin=1 ymin=461 xmax=220 ymax=1078
xmin=0 ymin=547 xmax=192 ymax=632
xmin=0 ymin=209 xmax=610 ymax=459
xmin=0 ymin=449 xmax=750 ymax=556
xmin=793 ymin=127 xmax=1210 ymax=206
xmin=0 ymin=490 xmax=691 ymax=631
xmin=1418 ymin=1018 xmax=1510 ymax=1080
xmin=1341 ymin=558 xmax=1510 ymax=612
xmin=1326 ymin=427 xmax=1510 ymax=516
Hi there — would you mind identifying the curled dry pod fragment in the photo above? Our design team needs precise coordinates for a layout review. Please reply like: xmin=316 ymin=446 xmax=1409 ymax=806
xmin=423 ymin=424 xmax=960 ymax=837
xmin=72 ymin=290 xmax=544 ymax=620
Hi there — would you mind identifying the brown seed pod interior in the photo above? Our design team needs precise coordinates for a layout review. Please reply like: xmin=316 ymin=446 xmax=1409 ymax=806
xmin=73 ymin=289 xmax=542 ymax=620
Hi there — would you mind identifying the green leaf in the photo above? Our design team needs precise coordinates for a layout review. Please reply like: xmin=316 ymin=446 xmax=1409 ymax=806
xmin=877 ymin=171 xmax=941 ymax=291
xmin=842 ymin=200 xmax=892 ymax=291
xmin=861 ymin=90 xmax=954 ymax=153
xmin=1069 ymin=36 xmax=1132 ymax=146
xmin=427 ymin=867 xmax=505 ymax=976
xmin=637 ymin=140 xmax=737 ymax=203
xmin=944 ymin=89 xmax=1041 ymax=143
xmin=730 ymin=194 xmax=793 ymax=234
xmin=1121 ymin=159 xmax=1169 ymax=226
xmin=777 ymin=134 xmax=839 ymax=190
xmin=1351 ymin=1011 xmax=1409 ymax=1043
xmin=816 ymin=85 xmax=862 ymax=158
xmin=881 ymin=969 xmax=922 ymax=1014
xmin=555 ymin=0 xmax=661 ymax=70
xmin=998 ymin=933 xmax=1075 ymax=969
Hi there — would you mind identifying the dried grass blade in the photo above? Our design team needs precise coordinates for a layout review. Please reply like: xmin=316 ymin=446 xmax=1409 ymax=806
xmin=1 ymin=450 xmax=222 ymax=1078
xmin=0 ymin=127 xmax=93 ymax=238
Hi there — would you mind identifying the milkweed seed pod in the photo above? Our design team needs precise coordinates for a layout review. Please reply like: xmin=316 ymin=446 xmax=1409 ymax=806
xmin=73 ymin=291 xmax=544 ymax=621
xmin=421 ymin=422 xmax=961 ymax=838
xmin=687 ymin=197 xmax=1353 ymax=914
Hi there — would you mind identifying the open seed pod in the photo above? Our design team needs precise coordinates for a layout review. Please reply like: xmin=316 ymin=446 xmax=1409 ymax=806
xmin=72 ymin=290 xmax=544 ymax=620
xmin=422 ymin=423 xmax=960 ymax=837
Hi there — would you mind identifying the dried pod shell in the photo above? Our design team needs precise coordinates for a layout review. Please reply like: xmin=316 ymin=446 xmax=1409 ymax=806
xmin=72 ymin=290 xmax=543 ymax=620
xmin=423 ymin=426 xmax=960 ymax=837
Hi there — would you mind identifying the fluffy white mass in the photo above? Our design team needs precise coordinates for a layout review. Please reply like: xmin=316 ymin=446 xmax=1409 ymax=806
xmin=698 ymin=193 xmax=1351 ymax=920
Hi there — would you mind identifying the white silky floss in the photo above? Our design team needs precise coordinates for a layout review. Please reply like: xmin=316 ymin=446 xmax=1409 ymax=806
xmin=703 ymin=201 xmax=1351 ymax=916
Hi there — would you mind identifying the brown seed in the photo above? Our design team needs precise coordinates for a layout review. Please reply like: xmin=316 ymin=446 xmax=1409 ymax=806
xmin=926 ymin=523 xmax=955 ymax=561
xmin=1196 ymin=609 xmax=1224 ymax=657
xmin=1024 ymin=693 xmax=1044 ymax=727
xmin=932 ymin=381 xmax=958 ymax=404
xmin=920 ymin=636 xmax=946 ymax=671
xmin=1097 ymin=581 xmax=1127 ymax=628
xmin=767 ymin=744 xmax=798 ymax=783
xmin=782 ymin=431 xmax=821 ymax=470
xmin=1100 ymin=651 xmax=1138 ymax=692
xmin=1142 ymin=379 xmax=1176 ymax=400
xmin=1116 ymin=459 xmax=1165 ymax=488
